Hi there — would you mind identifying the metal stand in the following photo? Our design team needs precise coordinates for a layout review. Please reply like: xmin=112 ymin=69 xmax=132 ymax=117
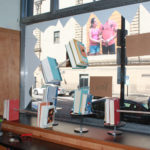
xmin=105 ymin=121 xmax=125 ymax=138
xmin=52 ymin=121 xmax=59 ymax=126
xmin=74 ymin=115 xmax=88 ymax=133
xmin=107 ymin=126 xmax=122 ymax=137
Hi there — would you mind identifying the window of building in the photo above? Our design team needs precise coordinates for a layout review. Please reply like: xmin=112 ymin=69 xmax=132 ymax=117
xmin=54 ymin=31 xmax=60 ymax=44
xmin=79 ymin=74 xmax=89 ymax=88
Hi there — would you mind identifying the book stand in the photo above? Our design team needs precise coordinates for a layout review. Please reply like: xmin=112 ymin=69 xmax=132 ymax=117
xmin=105 ymin=121 xmax=125 ymax=138
xmin=107 ymin=126 xmax=122 ymax=138
xmin=71 ymin=113 xmax=91 ymax=134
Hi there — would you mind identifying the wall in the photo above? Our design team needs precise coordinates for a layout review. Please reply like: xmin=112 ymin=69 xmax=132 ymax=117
xmin=0 ymin=0 xmax=20 ymax=115
xmin=0 ymin=28 xmax=20 ymax=115
xmin=60 ymin=65 xmax=150 ymax=97
xmin=0 ymin=0 xmax=20 ymax=31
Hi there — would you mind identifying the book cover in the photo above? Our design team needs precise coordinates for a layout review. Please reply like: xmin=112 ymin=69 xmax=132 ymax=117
xmin=73 ymin=88 xmax=89 ymax=114
xmin=104 ymin=99 xmax=110 ymax=125
xmin=3 ymin=99 xmax=8 ymax=119
xmin=41 ymin=57 xmax=62 ymax=84
xmin=109 ymin=100 xmax=115 ymax=125
xmin=43 ymin=85 xmax=58 ymax=107
xmin=85 ymin=94 xmax=92 ymax=114
xmin=73 ymin=89 xmax=81 ymax=114
xmin=78 ymin=88 xmax=89 ymax=114
xmin=47 ymin=57 xmax=62 ymax=81
xmin=73 ymin=39 xmax=88 ymax=65
xmin=104 ymin=98 xmax=120 ymax=126
xmin=80 ymin=94 xmax=92 ymax=115
xmin=5 ymin=99 xmax=20 ymax=121
xmin=114 ymin=98 xmax=120 ymax=125
xmin=80 ymin=94 xmax=87 ymax=114
xmin=39 ymin=105 xmax=55 ymax=128
xmin=65 ymin=44 xmax=77 ymax=68
xmin=66 ymin=43 xmax=87 ymax=69
xmin=37 ymin=102 xmax=50 ymax=127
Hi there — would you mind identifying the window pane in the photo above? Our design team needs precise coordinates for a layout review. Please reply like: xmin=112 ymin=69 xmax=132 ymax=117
xmin=33 ymin=0 xmax=50 ymax=16
xmin=59 ymin=0 xmax=97 ymax=9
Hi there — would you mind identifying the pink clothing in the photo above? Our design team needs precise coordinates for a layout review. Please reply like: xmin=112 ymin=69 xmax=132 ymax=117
xmin=90 ymin=28 xmax=100 ymax=46
xmin=100 ymin=20 xmax=117 ymax=46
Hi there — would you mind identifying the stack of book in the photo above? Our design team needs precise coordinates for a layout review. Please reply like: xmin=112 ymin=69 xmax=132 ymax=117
xmin=104 ymin=97 xmax=120 ymax=126
xmin=3 ymin=99 xmax=19 ymax=121
xmin=73 ymin=88 xmax=92 ymax=115
xmin=37 ymin=102 xmax=55 ymax=128
xmin=43 ymin=85 xmax=58 ymax=107
xmin=65 ymin=39 xmax=88 ymax=68
xmin=41 ymin=57 xmax=62 ymax=85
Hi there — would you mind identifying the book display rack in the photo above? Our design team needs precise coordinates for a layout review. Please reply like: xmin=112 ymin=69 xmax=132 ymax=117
xmin=70 ymin=113 xmax=93 ymax=134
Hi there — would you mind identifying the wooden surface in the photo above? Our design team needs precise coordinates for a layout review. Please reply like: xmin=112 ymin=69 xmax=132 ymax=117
xmin=0 ymin=27 xmax=20 ymax=115
xmin=0 ymin=131 xmax=79 ymax=150
xmin=2 ymin=120 xmax=147 ymax=150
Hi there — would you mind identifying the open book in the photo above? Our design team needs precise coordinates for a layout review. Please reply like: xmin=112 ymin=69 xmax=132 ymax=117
xmin=65 ymin=39 xmax=88 ymax=68
xmin=73 ymin=88 xmax=92 ymax=115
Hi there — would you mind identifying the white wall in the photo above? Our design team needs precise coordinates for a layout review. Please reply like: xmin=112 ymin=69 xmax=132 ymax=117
xmin=0 ymin=0 xmax=20 ymax=30
xmin=40 ymin=18 xmax=76 ymax=62
xmin=140 ymin=5 xmax=150 ymax=34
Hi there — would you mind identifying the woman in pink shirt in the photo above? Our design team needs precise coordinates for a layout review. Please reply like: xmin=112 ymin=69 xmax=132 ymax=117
xmin=100 ymin=19 xmax=117 ymax=54
xmin=89 ymin=18 xmax=101 ymax=55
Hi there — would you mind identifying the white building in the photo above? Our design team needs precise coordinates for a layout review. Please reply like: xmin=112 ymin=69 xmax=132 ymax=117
xmin=32 ymin=1 xmax=150 ymax=97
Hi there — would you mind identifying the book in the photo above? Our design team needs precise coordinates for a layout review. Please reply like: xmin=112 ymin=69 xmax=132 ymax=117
xmin=69 ymin=39 xmax=88 ymax=66
xmin=43 ymin=85 xmax=58 ymax=107
xmin=37 ymin=102 xmax=50 ymax=127
xmin=65 ymin=39 xmax=88 ymax=68
xmin=37 ymin=102 xmax=55 ymax=128
xmin=104 ymin=99 xmax=110 ymax=124
xmin=80 ymin=94 xmax=92 ymax=115
xmin=3 ymin=99 xmax=19 ymax=121
xmin=73 ymin=89 xmax=81 ymax=113
xmin=73 ymin=88 xmax=91 ymax=114
xmin=40 ymin=105 xmax=55 ymax=128
xmin=31 ymin=100 xmax=42 ymax=111
xmin=104 ymin=98 xmax=120 ymax=126
xmin=65 ymin=43 xmax=87 ymax=69
xmin=41 ymin=57 xmax=62 ymax=84
xmin=65 ymin=44 xmax=77 ymax=68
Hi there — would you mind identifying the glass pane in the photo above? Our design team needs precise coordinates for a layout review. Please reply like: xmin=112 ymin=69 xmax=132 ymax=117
xmin=59 ymin=0 xmax=96 ymax=9
xmin=33 ymin=0 xmax=50 ymax=16
xmin=24 ymin=2 xmax=150 ymax=127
